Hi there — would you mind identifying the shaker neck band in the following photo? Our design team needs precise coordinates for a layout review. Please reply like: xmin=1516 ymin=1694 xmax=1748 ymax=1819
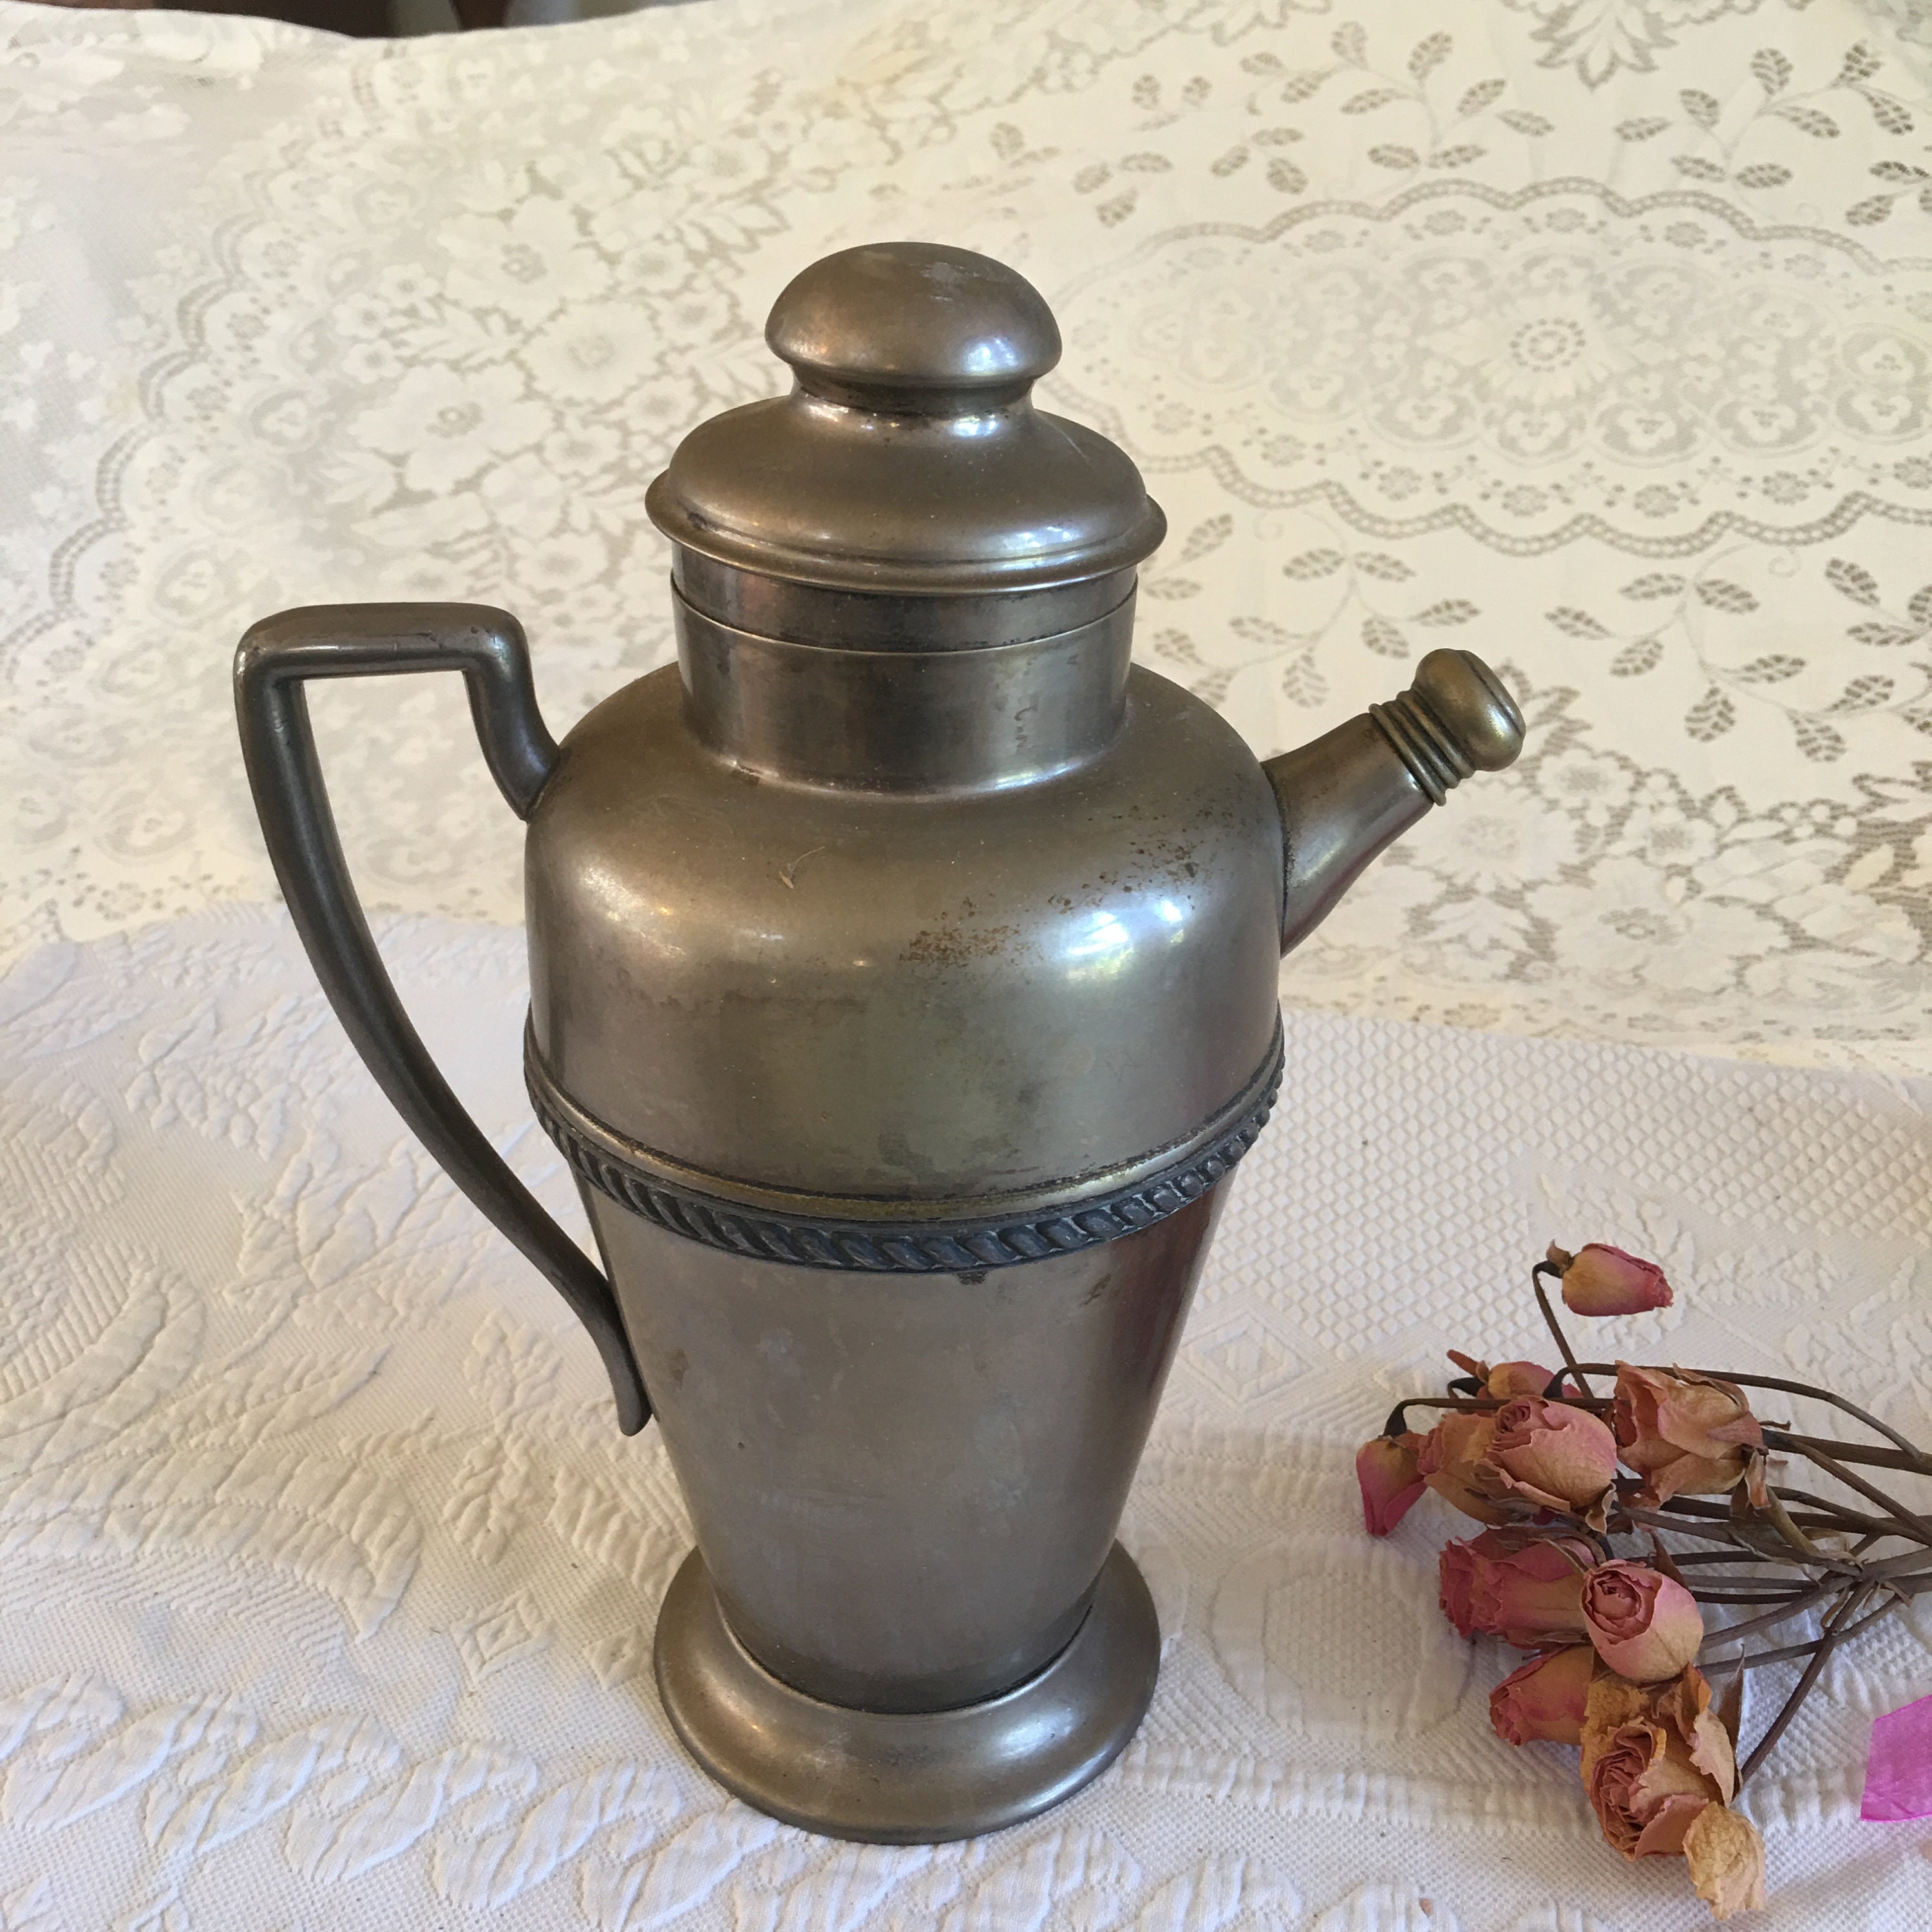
xmin=671 ymin=550 xmax=1135 ymax=652
xmin=673 ymin=586 xmax=1135 ymax=795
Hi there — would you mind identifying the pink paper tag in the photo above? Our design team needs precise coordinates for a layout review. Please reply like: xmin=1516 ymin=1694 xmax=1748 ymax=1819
xmin=1862 ymin=1692 xmax=1932 ymax=1821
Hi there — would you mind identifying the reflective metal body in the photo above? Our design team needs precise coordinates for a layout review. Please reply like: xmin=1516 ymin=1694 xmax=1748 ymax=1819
xmin=234 ymin=242 xmax=1525 ymax=1843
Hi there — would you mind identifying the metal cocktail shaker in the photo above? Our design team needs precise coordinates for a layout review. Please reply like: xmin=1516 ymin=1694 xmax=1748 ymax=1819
xmin=235 ymin=243 xmax=1524 ymax=1843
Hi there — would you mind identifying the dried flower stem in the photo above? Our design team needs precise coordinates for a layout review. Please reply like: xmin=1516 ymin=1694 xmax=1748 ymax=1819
xmin=1736 ymin=1584 xmax=1875 ymax=1787
xmin=1531 ymin=1262 xmax=1591 ymax=1397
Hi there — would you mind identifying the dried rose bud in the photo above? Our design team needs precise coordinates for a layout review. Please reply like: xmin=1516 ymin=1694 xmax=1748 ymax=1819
xmin=1581 ymin=1561 xmax=1704 ymax=1682
xmin=1446 ymin=1350 xmax=1551 ymax=1399
xmin=1416 ymin=1410 xmax=1516 ymax=1526
xmin=1490 ymin=1643 xmax=1596 ymax=1746
xmin=1481 ymin=1396 xmax=1620 ymax=1526
xmin=1355 ymin=1433 xmax=1425 ymax=1536
xmin=1579 ymin=1669 xmax=1743 ymax=1872
xmin=1439 ymin=1528 xmax=1597 ymax=1647
xmin=1554 ymin=1244 xmax=1674 ymax=1317
xmin=1613 ymin=1363 xmax=1765 ymax=1506
xmin=1486 ymin=1359 xmax=1555 ymax=1398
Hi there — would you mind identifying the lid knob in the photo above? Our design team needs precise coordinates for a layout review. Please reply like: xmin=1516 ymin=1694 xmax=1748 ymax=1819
xmin=766 ymin=242 xmax=1061 ymax=414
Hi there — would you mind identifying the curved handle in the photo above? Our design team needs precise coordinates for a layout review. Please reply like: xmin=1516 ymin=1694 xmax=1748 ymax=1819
xmin=234 ymin=602 xmax=650 ymax=1434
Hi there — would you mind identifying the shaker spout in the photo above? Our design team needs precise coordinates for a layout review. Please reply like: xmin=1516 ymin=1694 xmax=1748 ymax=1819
xmin=1261 ymin=649 xmax=1526 ymax=956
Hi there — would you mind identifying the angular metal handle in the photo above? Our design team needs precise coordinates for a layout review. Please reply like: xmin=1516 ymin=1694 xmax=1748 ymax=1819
xmin=234 ymin=602 xmax=650 ymax=1434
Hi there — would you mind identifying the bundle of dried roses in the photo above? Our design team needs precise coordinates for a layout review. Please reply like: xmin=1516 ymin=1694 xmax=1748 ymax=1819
xmin=1356 ymin=1244 xmax=1932 ymax=1921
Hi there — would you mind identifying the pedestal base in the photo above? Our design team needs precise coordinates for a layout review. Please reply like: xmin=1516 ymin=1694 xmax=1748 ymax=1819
xmin=653 ymin=1542 xmax=1160 ymax=1843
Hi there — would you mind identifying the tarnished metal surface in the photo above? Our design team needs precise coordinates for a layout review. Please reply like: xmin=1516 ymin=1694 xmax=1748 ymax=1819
xmin=235 ymin=240 xmax=1525 ymax=1842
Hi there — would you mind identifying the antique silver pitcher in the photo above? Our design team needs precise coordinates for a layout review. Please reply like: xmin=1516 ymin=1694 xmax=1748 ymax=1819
xmin=234 ymin=242 xmax=1523 ymax=1844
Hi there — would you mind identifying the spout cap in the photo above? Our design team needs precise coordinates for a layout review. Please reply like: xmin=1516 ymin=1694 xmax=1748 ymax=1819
xmin=1370 ymin=650 xmax=1526 ymax=805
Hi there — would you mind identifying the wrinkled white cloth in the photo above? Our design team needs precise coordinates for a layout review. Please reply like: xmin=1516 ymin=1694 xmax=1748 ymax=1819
xmin=5 ymin=0 xmax=1932 ymax=1926
xmin=6 ymin=0 xmax=1932 ymax=1069
xmin=3 ymin=908 xmax=1931 ymax=1930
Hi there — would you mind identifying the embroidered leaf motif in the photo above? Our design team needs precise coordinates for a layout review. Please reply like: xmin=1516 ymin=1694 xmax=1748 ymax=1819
xmin=1750 ymin=49 xmax=1791 ymax=95
xmin=1614 ymin=117 xmax=1670 ymax=142
xmin=1733 ymin=655 xmax=1805 ymax=685
xmin=582 ymin=1810 xmax=780 ymax=1932
xmin=1610 ymin=636 xmax=1663 ymax=677
xmin=1828 ymin=674 xmax=1897 ymax=713
xmin=1685 ymin=687 xmax=1737 ymax=742
xmin=1368 ymin=146 xmax=1420 ymax=170
xmin=1864 ymin=92 xmax=1913 ymax=136
xmin=1908 ymin=585 xmax=1932 ymax=626
xmin=1342 ymin=88 xmax=1405 ymax=114
xmin=1871 ymin=161 xmax=1931 ymax=184
xmin=1331 ymin=22 xmax=1366 ymax=63
xmin=1835 ymin=43 xmax=1882 ymax=87
xmin=433 ymin=1764 xmax=664 ymax=1911
xmin=1118 ymin=152 xmax=1171 ymax=173
xmin=1680 ymin=90 xmax=1720 ymax=129
xmin=1408 ymin=33 xmax=1451 ymax=80
xmin=1176 ymin=516 xmax=1234 ymax=564
xmin=1672 ymin=157 xmax=1727 ymax=182
xmin=1267 ymin=158 xmax=1307 ymax=194
xmin=1547 ymin=607 xmax=1611 ymax=638
xmin=1097 ymin=192 xmax=1137 ymax=226
xmin=1282 ymin=549 xmax=1345 ymax=579
xmin=1354 ymin=553 xmax=1411 ymax=581
xmin=1278 ymin=71 xmax=1331 ymax=104
xmin=1429 ymin=144 xmax=1485 ymax=168
xmin=1695 ymin=580 xmax=1758 ymax=614
xmin=1825 ymin=558 xmax=1880 ymax=606
xmin=1456 ymin=79 xmax=1504 ymax=116
xmin=1795 ymin=717 xmax=1847 ymax=761
xmin=1846 ymin=196 xmax=1893 ymax=226
xmin=1774 ymin=106 xmax=1839 ymax=138
xmin=286 ymin=1743 xmax=505 ymax=1883
xmin=1146 ymin=630 xmax=1204 ymax=667
xmin=1735 ymin=164 xmax=1792 ymax=189
xmin=1622 ymin=573 xmax=1687 ymax=601
xmin=1209 ymin=147 xmax=1249 ymax=176
xmin=1281 ymin=656 xmax=1328 ymax=708
xmin=1412 ymin=600 xmax=1477 ymax=626
xmin=1361 ymin=616 xmax=1408 ymax=659
xmin=1498 ymin=110 xmax=1552 ymax=136
xmin=1848 ymin=621 xmax=1918 ymax=648
xmin=1141 ymin=577 xmax=1200 ymax=600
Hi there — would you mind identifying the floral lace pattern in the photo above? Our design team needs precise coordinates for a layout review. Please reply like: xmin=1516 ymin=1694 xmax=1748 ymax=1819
xmin=3 ymin=0 xmax=1932 ymax=1079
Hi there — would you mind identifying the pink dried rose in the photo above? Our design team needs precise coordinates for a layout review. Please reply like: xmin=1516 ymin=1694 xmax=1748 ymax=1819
xmin=1439 ymin=1528 xmax=1596 ymax=1647
xmin=1356 ymin=1432 xmax=1426 ymax=1536
xmin=1448 ymin=1349 xmax=1554 ymax=1399
xmin=1490 ymin=1643 xmax=1597 ymax=1746
xmin=1548 ymin=1242 xmax=1674 ymax=1317
xmin=1580 ymin=1669 xmax=1763 ymax=1917
xmin=1416 ymin=1410 xmax=1516 ymax=1525
xmin=1614 ymin=1363 xmax=1766 ymax=1506
xmin=1481 ymin=1396 xmax=1620 ymax=1529
xmin=1581 ymin=1560 xmax=1705 ymax=1682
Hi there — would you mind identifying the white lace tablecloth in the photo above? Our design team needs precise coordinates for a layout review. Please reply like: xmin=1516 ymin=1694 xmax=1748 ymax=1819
xmin=5 ymin=0 xmax=1932 ymax=1926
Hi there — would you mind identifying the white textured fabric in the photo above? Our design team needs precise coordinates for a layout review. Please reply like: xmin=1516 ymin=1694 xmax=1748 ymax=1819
xmin=6 ymin=0 xmax=1932 ymax=1070
xmin=3 ymin=907 xmax=1930 ymax=1931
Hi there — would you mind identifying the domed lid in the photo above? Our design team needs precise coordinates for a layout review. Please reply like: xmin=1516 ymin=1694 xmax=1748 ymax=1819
xmin=646 ymin=242 xmax=1166 ymax=597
